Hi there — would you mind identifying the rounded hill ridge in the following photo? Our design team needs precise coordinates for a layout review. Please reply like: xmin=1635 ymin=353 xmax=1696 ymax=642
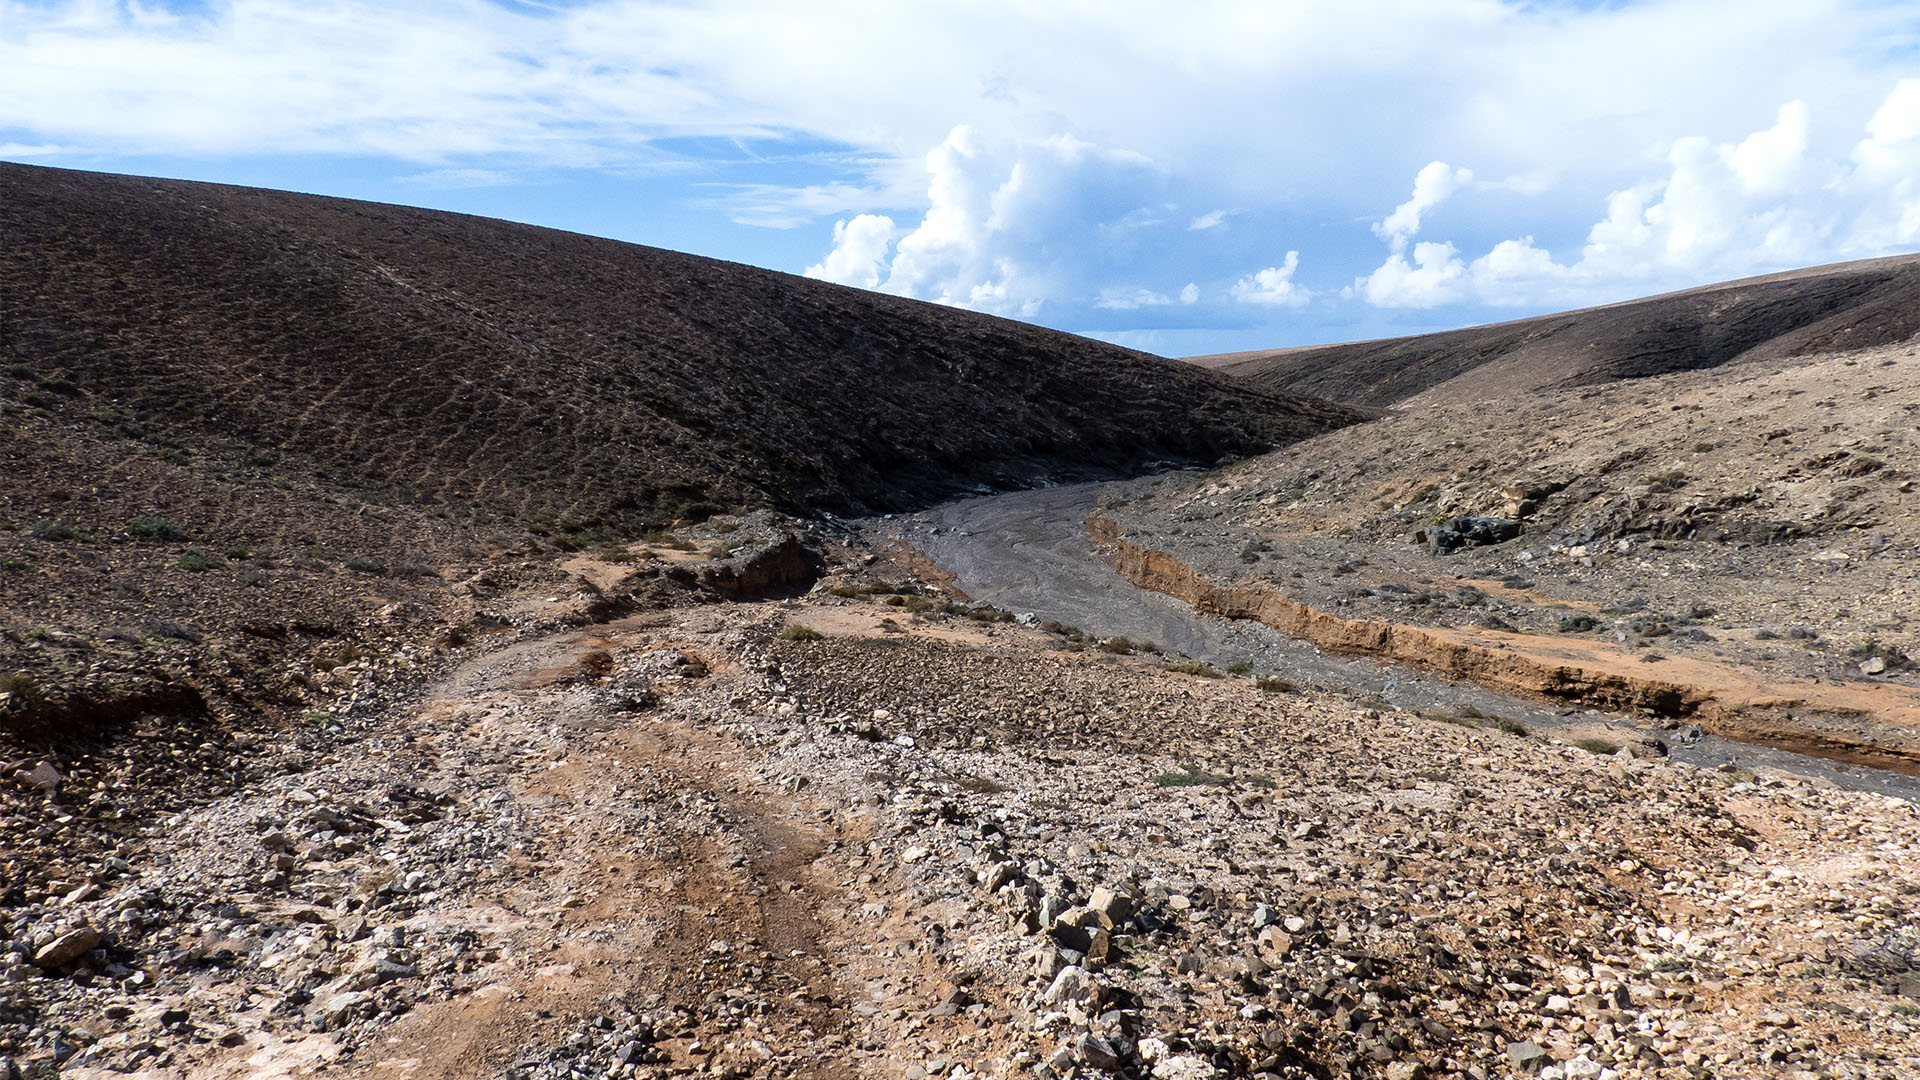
xmin=1 ymin=162 xmax=1360 ymax=527
xmin=1194 ymin=253 xmax=1920 ymax=408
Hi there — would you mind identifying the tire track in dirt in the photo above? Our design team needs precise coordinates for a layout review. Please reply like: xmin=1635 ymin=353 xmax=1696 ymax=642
xmin=331 ymin=621 xmax=862 ymax=1080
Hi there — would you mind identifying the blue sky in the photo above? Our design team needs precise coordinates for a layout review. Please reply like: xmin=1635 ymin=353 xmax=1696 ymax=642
xmin=4 ymin=1 xmax=1920 ymax=356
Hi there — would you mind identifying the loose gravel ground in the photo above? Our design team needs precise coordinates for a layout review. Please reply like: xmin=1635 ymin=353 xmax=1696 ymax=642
xmin=4 ymin=563 xmax=1919 ymax=1080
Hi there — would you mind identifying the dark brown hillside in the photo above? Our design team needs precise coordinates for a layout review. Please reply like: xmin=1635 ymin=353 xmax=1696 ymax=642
xmin=1195 ymin=253 xmax=1920 ymax=407
xmin=0 ymin=161 xmax=1361 ymax=745
xmin=1 ymin=163 xmax=1357 ymax=524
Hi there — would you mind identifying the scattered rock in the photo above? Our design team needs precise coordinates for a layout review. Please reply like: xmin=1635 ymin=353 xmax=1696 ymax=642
xmin=31 ymin=928 xmax=101 ymax=970
xmin=1415 ymin=516 xmax=1523 ymax=555
xmin=1508 ymin=1040 xmax=1551 ymax=1075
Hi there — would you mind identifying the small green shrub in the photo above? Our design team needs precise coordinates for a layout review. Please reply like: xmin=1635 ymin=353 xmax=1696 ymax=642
xmin=127 ymin=515 xmax=184 ymax=542
xmin=1099 ymin=636 xmax=1134 ymax=655
xmin=1255 ymin=677 xmax=1295 ymax=694
xmin=1691 ymin=442 xmax=1716 ymax=453
xmin=343 ymin=557 xmax=387 ymax=575
xmin=1494 ymin=717 xmax=1530 ymax=737
xmin=1154 ymin=765 xmax=1233 ymax=787
xmin=1559 ymin=615 xmax=1600 ymax=633
xmin=1165 ymin=660 xmax=1222 ymax=678
xmin=30 ymin=519 xmax=84 ymax=542
xmin=177 ymin=549 xmax=217 ymax=572
xmin=1850 ymin=640 xmax=1913 ymax=670
xmin=224 ymin=545 xmax=252 ymax=560
xmin=780 ymin=624 xmax=824 ymax=642
xmin=1225 ymin=661 xmax=1254 ymax=676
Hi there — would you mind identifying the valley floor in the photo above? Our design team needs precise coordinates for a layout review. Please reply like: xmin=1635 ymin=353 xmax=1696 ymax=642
xmin=1103 ymin=343 xmax=1920 ymax=778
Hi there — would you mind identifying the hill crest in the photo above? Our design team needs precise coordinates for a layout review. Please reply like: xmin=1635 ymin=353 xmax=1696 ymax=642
xmin=1193 ymin=253 xmax=1920 ymax=407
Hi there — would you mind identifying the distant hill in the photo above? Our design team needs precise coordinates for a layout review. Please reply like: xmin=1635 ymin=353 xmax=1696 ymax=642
xmin=1192 ymin=255 xmax=1920 ymax=407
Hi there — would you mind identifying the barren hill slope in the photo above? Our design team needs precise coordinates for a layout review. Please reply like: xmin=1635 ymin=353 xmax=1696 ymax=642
xmin=1195 ymin=254 xmax=1920 ymax=407
xmin=1 ymin=163 xmax=1357 ymax=524
xmin=0 ymin=162 xmax=1359 ymax=735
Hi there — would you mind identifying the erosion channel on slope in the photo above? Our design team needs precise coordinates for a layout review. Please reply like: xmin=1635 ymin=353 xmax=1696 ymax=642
xmin=864 ymin=480 xmax=1920 ymax=802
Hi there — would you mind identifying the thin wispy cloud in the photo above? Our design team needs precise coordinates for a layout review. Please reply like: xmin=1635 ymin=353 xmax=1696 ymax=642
xmin=395 ymin=167 xmax=516 ymax=188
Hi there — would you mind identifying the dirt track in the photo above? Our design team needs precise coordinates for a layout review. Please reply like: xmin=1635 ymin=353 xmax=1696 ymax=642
xmin=8 ymin=540 xmax=1920 ymax=1080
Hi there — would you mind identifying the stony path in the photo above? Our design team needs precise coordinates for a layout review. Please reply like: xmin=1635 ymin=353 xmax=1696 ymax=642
xmin=5 ymin=564 xmax=1920 ymax=1080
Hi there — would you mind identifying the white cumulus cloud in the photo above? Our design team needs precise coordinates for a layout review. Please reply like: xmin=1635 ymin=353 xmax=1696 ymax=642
xmin=803 ymin=125 xmax=1166 ymax=315
xmin=1374 ymin=161 xmax=1472 ymax=253
xmin=1230 ymin=252 xmax=1311 ymax=308
xmin=1729 ymin=100 xmax=1814 ymax=195
xmin=1358 ymin=242 xmax=1467 ymax=308
xmin=1849 ymin=78 xmax=1920 ymax=248
xmin=1359 ymin=87 xmax=1920 ymax=311
xmin=804 ymin=213 xmax=898 ymax=289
